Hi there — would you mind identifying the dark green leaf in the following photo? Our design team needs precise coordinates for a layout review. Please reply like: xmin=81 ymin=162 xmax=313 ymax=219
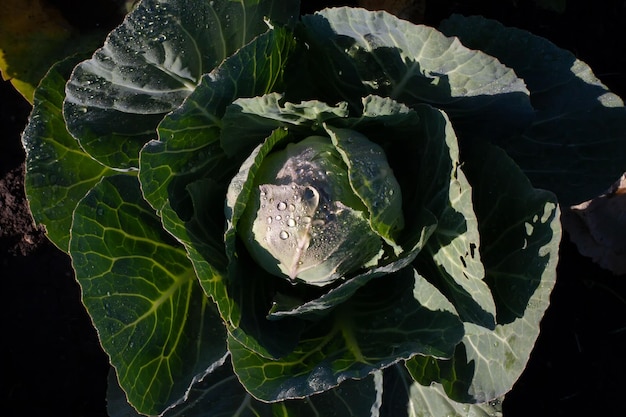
xmin=220 ymin=93 xmax=349 ymax=157
xmin=267 ymin=246 xmax=426 ymax=321
xmin=411 ymin=107 xmax=496 ymax=330
xmin=108 ymin=359 xmax=383 ymax=417
xmin=229 ymin=267 xmax=463 ymax=402
xmin=440 ymin=14 xmax=626 ymax=205
xmin=301 ymin=8 xmax=533 ymax=141
xmin=22 ymin=54 xmax=116 ymax=252
xmin=70 ymin=175 xmax=227 ymax=415
xmin=64 ymin=0 xmax=300 ymax=169
xmin=407 ymin=142 xmax=560 ymax=403
xmin=139 ymin=27 xmax=297 ymax=328
xmin=325 ymin=125 xmax=404 ymax=248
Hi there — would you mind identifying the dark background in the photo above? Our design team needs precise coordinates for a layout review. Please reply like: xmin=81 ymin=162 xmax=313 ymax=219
xmin=2 ymin=1 xmax=625 ymax=416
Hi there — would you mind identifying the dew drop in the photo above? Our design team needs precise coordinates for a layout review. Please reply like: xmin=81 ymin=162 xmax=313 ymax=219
xmin=266 ymin=216 xmax=273 ymax=224
xmin=277 ymin=201 xmax=287 ymax=211
xmin=287 ymin=218 xmax=296 ymax=227
xmin=279 ymin=230 xmax=289 ymax=240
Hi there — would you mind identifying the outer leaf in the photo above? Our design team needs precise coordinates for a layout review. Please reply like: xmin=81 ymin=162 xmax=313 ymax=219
xmin=380 ymin=365 xmax=503 ymax=417
xmin=70 ymin=175 xmax=227 ymax=416
xmin=229 ymin=267 xmax=463 ymax=402
xmin=407 ymin=143 xmax=560 ymax=403
xmin=413 ymin=110 xmax=496 ymax=330
xmin=301 ymin=7 xmax=533 ymax=141
xmin=140 ymin=28 xmax=297 ymax=213
xmin=21 ymin=54 xmax=116 ymax=252
xmin=139 ymin=27 xmax=297 ymax=327
xmin=408 ymin=382 xmax=503 ymax=417
xmin=64 ymin=0 xmax=300 ymax=169
xmin=108 ymin=360 xmax=383 ymax=417
xmin=440 ymin=14 xmax=626 ymax=205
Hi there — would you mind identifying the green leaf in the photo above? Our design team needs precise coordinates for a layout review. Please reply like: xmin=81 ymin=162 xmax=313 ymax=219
xmin=301 ymin=7 xmax=533 ymax=141
xmin=69 ymin=175 xmax=228 ymax=416
xmin=440 ymin=14 xmax=626 ymax=205
xmin=21 ymin=54 xmax=116 ymax=252
xmin=139 ymin=27 xmax=297 ymax=327
xmin=64 ymin=0 xmax=300 ymax=169
xmin=380 ymin=365 xmax=503 ymax=417
xmin=140 ymin=27 xmax=297 ymax=213
xmin=407 ymin=143 xmax=560 ymax=403
xmin=408 ymin=382 xmax=504 ymax=417
xmin=220 ymin=92 xmax=349 ymax=157
xmin=342 ymin=100 xmax=442 ymax=256
xmin=224 ymin=127 xmax=291 ymax=264
xmin=108 ymin=360 xmax=384 ymax=417
xmin=412 ymin=108 xmax=496 ymax=330
xmin=229 ymin=267 xmax=463 ymax=402
xmin=325 ymin=125 xmax=405 ymax=248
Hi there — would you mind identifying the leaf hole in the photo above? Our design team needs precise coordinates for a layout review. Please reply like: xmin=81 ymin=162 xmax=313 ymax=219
xmin=469 ymin=242 xmax=477 ymax=258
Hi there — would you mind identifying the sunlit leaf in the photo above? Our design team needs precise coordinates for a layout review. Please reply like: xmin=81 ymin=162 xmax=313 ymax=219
xmin=64 ymin=0 xmax=299 ymax=169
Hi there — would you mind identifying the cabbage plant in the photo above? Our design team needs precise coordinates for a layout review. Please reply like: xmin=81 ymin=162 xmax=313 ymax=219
xmin=20 ymin=0 xmax=625 ymax=416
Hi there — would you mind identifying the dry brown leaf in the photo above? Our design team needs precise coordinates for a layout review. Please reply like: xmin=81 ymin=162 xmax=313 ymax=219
xmin=562 ymin=173 xmax=626 ymax=275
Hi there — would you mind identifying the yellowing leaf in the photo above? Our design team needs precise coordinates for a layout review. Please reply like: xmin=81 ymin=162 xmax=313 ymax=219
xmin=0 ymin=0 xmax=74 ymax=103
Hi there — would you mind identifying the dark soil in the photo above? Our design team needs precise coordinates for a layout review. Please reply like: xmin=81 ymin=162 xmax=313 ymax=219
xmin=2 ymin=1 xmax=625 ymax=416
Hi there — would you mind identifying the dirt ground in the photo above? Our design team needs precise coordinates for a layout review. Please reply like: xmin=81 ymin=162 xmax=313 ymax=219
xmin=2 ymin=1 xmax=625 ymax=416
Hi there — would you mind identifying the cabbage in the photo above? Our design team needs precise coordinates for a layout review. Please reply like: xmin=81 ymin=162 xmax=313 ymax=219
xmin=20 ymin=1 xmax=626 ymax=416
